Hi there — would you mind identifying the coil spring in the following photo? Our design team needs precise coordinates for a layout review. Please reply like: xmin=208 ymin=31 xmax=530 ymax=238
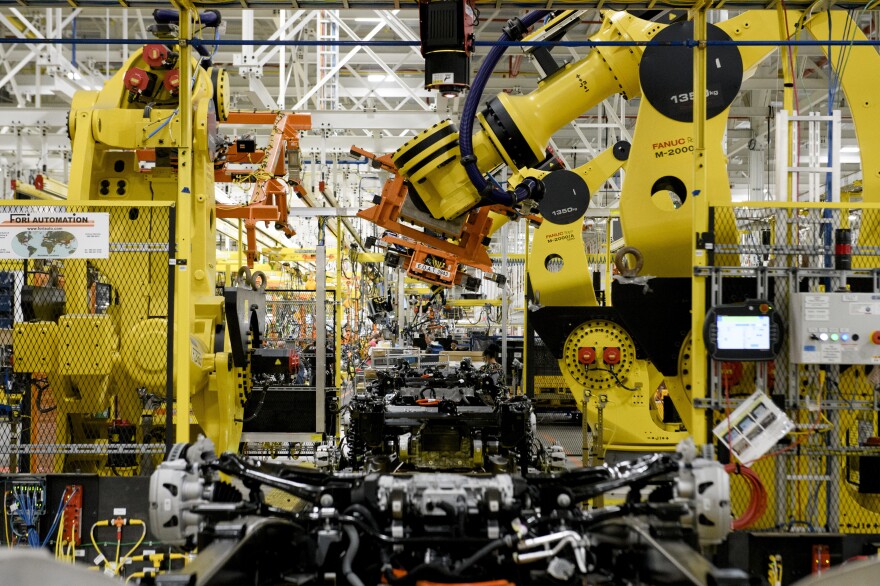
xmin=347 ymin=411 xmax=367 ymax=472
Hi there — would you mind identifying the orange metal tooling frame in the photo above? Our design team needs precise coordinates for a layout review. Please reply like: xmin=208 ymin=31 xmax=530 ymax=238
xmin=352 ymin=146 xmax=496 ymax=285
xmin=215 ymin=112 xmax=312 ymax=267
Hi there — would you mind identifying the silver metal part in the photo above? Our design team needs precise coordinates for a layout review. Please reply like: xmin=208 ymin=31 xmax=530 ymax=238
xmin=375 ymin=473 xmax=515 ymax=517
xmin=148 ymin=436 xmax=216 ymax=545
xmin=515 ymin=530 xmax=588 ymax=574
xmin=149 ymin=459 xmax=208 ymax=545
xmin=675 ymin=456 xmax=732 ymax=547
xmin=547 ymin=557 xmax=577 ymax=581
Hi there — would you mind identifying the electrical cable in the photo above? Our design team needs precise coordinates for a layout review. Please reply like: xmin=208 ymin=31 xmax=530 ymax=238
xmin=12 ymin=488 xmax=40 ymax=547
xmin=147 ymin=111 xmax=177 ymax=140
xmin=585 ymin=365 xmax=638 ymax=391
xmin=65 ymin=540 xmax=76 ymax=564
xmin=19 ymin=492 xmax=33 ymax=547
xmin=114 ymin=530 xmax=122 ymax=573
xmin=147 ymin=27 xmax=212 ymax=143
xmin=42 ymin=486 xmax=78 ymax=547
xmin=341 ymin=524 xmax=365 ymax=586
xmin=768 ymin=555 xmax=783 ymax=586
xmin=211 ymin=26 xmax=220 ymax=58
xmin=28 ymin=495 xmax=39 ymax=547
xmin=117 ymin=520 xmax=147 ymax=575
xmin=54 ymin=511 xmax=65 ymax=559
xmin=240 ymin=383 xmax=268 ymax=423
xmin=90 ymin=519 xmax=114 ymax=573
xmin=724 ymin=463 xmax=767 ymax=530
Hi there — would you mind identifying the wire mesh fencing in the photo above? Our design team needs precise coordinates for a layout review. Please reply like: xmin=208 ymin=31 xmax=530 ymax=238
xmin=709 ymin=202 xmax=880 ymax=534
xmin=241 ymin=289 xmax=338 ymax=443
xmin=0 ymin=203 xmax=173 ymax=475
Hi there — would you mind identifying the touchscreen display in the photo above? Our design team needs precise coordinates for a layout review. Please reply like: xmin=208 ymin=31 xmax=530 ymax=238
xmin=716 ymin=314 xmax=770 ymax=351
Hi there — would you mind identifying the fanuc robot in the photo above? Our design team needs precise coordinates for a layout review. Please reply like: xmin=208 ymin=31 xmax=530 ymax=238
xmin=355 ymin=8 xmax=880 ymax=459
xmin=11 ymin=7 xmax=288 ymax=459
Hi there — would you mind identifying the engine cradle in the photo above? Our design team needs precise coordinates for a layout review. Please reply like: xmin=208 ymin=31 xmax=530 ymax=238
xmin=347 ymin=360 xmax=537 ymax=473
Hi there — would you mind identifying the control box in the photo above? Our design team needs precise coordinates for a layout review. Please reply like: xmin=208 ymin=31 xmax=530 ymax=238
xmin=790 ymin=292 xmax=880 ymax=364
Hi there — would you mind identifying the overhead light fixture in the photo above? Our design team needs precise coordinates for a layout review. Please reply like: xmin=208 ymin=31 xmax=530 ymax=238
xmin=367 ymin=74 xmax=389 ymax=82
xmin=354 ymin=17 xmax=383 ymax=22
xmin=841 ymin=146 xmax=860 ymax=153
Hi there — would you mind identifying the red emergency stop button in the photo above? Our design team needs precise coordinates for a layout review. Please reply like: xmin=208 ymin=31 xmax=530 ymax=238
xmin=872 ymin=331 xmax=880 ymax=345
xmin=578 ymin=347 xmax=596 ymax=365
xmin=603 ymin=347 xmax=621 ymax=365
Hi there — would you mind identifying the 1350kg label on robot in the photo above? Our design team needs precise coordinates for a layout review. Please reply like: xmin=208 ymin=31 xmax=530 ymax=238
xmin=0 ymin=211 xmax=109 ymax=259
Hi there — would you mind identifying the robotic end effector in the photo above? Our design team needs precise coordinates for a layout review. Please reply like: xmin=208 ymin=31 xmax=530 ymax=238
xmin=356 ymin=8 xmax=643 ymax=269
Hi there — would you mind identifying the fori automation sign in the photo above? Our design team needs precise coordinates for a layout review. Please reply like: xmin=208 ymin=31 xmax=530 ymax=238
xmin=0 ymin=212 xmax=110 ymax=259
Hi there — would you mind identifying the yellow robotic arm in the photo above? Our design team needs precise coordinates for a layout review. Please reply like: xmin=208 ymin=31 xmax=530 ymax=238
xmin=381 ymin=9 xmax=807 ymax=457
xmin=620 ymin=11 xmax=801 ymax=278
xmin=392 ymin=10 xmax=661 ymax=224
xmin=13 ymin=9 xmax=265 ymax=457
xmin=65 ymin=16 xmax=244 ymax=452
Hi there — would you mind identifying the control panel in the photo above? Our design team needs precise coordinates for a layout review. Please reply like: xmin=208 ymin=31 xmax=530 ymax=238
xmin=790 ymin=292 xmax=880 ymax=364
xmin=704 ymin=300 xmax=784 ymax=362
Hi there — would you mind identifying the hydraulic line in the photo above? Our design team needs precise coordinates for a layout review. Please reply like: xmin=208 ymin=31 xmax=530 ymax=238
xmin=458 ymin=10 xmax=550 ymax=206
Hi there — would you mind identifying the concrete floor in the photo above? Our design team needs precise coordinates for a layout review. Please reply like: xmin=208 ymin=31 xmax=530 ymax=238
xmin=535 ymin=415 xmax=585 ymax=467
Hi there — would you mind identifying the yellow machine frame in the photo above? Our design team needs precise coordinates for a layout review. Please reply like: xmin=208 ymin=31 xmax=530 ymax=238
xmin=353 ymin=8 xmax=880 ymax=539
